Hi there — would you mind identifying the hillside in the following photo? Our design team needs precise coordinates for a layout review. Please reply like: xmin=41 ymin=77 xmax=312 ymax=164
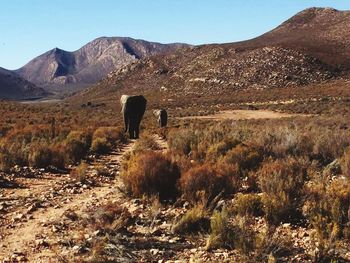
xmin=0 ymin=67 xmax=48 ymax=100
xmin=15 ymin=37 xmax=189 ymax=87
xmin=80 ymin=7 xmax=350 ymax=105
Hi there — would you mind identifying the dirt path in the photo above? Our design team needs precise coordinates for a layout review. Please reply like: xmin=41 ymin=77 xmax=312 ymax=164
xmin=0 ymin=142 xmax=136 ymax=262
xmin=179 ymin=109 xmax=309 ymax=121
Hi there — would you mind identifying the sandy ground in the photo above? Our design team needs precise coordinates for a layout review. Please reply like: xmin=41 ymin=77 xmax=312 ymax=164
xmin=179 ymin=109 xmax=309 ymax=121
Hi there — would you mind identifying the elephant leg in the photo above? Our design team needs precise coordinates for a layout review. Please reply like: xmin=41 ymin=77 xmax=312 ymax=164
xmin=135 ymin=125 xmax=140 ymax=139
xmin=129 ymin=120 xmax=135 ymax=139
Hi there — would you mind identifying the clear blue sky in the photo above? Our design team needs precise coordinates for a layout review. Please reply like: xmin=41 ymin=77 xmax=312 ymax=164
xmin=1 ymin=0 xmax=350 ymax=70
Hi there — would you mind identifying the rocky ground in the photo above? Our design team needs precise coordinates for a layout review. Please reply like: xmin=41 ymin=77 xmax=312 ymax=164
xmin=1 ymin=134 xmax=350 ymax=262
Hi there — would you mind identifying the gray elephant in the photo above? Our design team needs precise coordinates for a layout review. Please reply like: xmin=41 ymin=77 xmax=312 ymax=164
xmin=153 ymin=109 xmax=168 ymax=127
xmin=120 ymin=95 xmax=147 ymax=139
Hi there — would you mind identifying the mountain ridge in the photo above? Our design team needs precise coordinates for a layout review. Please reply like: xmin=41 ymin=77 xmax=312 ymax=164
xmin=0 ymin=67 xmax=49 ymax=100
xmin=16 ymin=37 xmax=190 ymax=87
xmin=78 ymin=7 xmax=350 ymax=104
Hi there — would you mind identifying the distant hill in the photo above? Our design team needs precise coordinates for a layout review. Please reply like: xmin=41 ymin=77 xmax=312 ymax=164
xmin=0 ymin=67 xmax=48 ymax=100
xmin=244 ymin=7 xmax=350 ymax=70
xmin=82 ymin=7 xmax=349 ymax=104
xmin=15 ymin=37 xmax=189 ymax=87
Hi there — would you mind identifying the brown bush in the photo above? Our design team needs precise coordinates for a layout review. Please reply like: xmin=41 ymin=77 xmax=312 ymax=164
xmin=205 ymin=140 xmax=239 ymax=162
xmin=312 ymin=130 xmax=350 ymax=165
xmin=28 ymin=142 xmax=52 ymax=168
xmin=132 ymin=133 xmax=162 ymax=153
xmin=70 ymin=162 xmax=89 ymax=183
xmin=64 ymin=131 xmax=92 ymax=164
xmin=91 ymin=127 xmax=127 ymax=154
xmin=50 ymin=145 xmax=65 ymax=169
xmin=179 ymin=162 xmax=241 ymax=203
xmin=0 ymin=151 xmax=12 ymax=172
xmin=91 ymin=137 xmax=110 ymax=154
xmin=257 ymin=157 xmax=308 ymax=224
xmin=222 ymin=144 xmax=262 ymax=172
xmin=342 ymin=148 xmax=350 ymax=178
xmin=304 ymin=177 xmax=350 ymax=242
xmin=121 ymin=151 xmax=180 ymax=200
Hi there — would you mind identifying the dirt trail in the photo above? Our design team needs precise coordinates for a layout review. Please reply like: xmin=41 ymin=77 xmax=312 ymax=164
xmin=0 ymin=142 xmax=137 ymax=262
xmin=179 ymin=109 xmax=310 ymax=121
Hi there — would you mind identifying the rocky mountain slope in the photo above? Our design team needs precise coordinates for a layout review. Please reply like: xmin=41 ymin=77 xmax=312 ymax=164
xmin=81 ymin=7 xmax=349 ymax=104
xmin=16 ymin=37 xmax=189 ymax=87
xmin=0 ymin=67 xmax=48 ymax=100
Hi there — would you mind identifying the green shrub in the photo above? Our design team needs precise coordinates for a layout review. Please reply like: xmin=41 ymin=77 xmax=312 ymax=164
xmin=257 ymin=157 xmax=308 ymax=224
xmin=232 ymin=193 xmax=263 ymax=217
xmin=121 ymin=151 xmax=180 ymax=200
xmin=206 ymin=208 xmax=255 ymax=253
xmin=172 ymin=205 xmax=210 ymax=234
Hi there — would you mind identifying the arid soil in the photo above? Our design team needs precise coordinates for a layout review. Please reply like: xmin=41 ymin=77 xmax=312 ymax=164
xmin=178 ymin=109 xmax=309 ymax=121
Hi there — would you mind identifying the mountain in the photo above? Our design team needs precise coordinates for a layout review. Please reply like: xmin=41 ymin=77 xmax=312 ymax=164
xmin=0 ymin=67 xmax=48 ymax=100
xmin=245 ymin=7 xmax=350 ymax=70
xmin=81 ymin=7 xmax=349 ymax=104
xmin=16 ymin=37 xmax=189 ymax=87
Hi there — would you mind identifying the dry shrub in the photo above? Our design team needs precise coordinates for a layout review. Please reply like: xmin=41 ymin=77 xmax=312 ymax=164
xmin=132 ymin=133 xmax=162 ymax=153
xmin=205 ymin=140 xmax=239 ymax=162
xmin=28 ymin=142 xmax=52 ymax=168
xmin=168 ymin=129 xmax=198 ymax=156
xmin=88 ymin=202 xmax=132 ymax=231
xmin=64 ymin=131 xmax=91 ymax=164
xmin=257 ymin=157 xmax=308 ymax=224
xmin=252 ymin=126 xmax=313 ymax=159
xmin=0 ymin=151 xmax=12 ymax=172
xmin=222 ymin=143 xmax=262 ymax=172
xmin=95 ymin=165 xmax=110 ymax=177
xmin=91 ymin=127 xmax=126 ymax=154
xmin=254 ymin=227 xmax=293 ymax=262
xmin=179 ymin=162 xmax=241 ymax=203
xmin=342 ymin=148 xmax=350 ymax=178
xmin=70 ymin=162 xmax=89 ymax=183
xmin=91 ymin=137 xmax=110 ymax=154
xmin=312 ymin=130 xmax=350 ymax=165
xmin=121 ymin=151 xmax=180 ymax=200
xmin=50 ymin=145 xmax=65 ymax=169
xmin=304 ymin=177 xmax=350 ymax=242
xmin=172 ymin=205 xmax=210 ymax=234
xmin=206 ymin=208 xmax=255 ymax=254
xmin=232 ymin=193 xmax=263 ymax=217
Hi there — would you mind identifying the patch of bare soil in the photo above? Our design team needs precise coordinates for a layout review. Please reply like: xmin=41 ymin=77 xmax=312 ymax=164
xmin=179 ymin=109 xmax=309 ymax=121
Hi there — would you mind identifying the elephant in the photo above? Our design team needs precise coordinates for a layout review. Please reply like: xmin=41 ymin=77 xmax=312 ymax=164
xmin=153 ymin=109 xmax=168 ymax=127
xmin=120 ymin=95 xmax=147 ymax=139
